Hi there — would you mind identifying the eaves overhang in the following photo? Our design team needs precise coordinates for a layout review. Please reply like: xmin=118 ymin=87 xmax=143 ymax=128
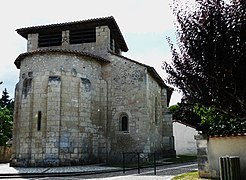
xmin=14 ymin=49 xmax=110 ymax=69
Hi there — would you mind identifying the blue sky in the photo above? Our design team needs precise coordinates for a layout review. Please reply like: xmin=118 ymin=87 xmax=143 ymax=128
xmin=0 ymin=0 xmax=185 ymax=105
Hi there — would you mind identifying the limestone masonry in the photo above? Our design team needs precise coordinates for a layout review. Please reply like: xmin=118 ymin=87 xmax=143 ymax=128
xmin=11 ymin=16 xmax=175 ymax=167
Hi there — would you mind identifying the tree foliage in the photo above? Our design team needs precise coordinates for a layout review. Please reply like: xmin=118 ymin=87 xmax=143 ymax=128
xmin=168 ymin=99 xmax=202 ymax=129
xmin=194 ymin=105 xmax=246 ymax=135
xmin=0 ymin=88 xmax=14 ymax=112
xmin=164 ymin=0 xmax=246 ymax=121
xmin=0 ymin=84 xmax=13 ymax=146
xmin=0 ymin=107 xmax=13 ymax=146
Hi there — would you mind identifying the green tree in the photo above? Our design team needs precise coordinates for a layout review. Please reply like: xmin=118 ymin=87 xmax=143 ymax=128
xmin=194 ymin=105 xmax=246 ymax=135
xmin=0 ymin=88 xmax=14 ymax=112
xmin=168 ymin=99 xmax=202 ymax=130
xmin=0 ymin=107 xmax=13 ymax=146
xmin=0 ymin=83 xmax=13 ymax=145
xmin=164 ymin=0 xmax=246 ymax=133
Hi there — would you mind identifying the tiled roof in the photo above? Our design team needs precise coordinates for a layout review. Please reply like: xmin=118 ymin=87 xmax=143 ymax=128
xmin=173 ymin=120 xmax=197 ymax=129
xmin=16 ymin=16 xmax=128 ymax=52
xmin=14 ymin=49 xmax=110 ymax=69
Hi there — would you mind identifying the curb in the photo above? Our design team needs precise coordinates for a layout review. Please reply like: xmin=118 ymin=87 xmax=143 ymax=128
xmin=0 ymin=168 xmax=122 ymax=179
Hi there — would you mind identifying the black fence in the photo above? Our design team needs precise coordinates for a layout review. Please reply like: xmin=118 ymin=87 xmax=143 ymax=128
xmin=122 ymin=152 xmax=157 ymax=175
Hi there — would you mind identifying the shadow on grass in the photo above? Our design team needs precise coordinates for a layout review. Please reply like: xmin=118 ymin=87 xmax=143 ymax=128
xmin=107 ymin=155 xmax=197 ymax=168
xmin=163 ymin=155 xmax=197 ymax=164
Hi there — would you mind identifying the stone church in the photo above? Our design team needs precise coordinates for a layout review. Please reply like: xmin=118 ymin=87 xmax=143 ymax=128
xmin=11 ymin=16 xmax=175 ymax=167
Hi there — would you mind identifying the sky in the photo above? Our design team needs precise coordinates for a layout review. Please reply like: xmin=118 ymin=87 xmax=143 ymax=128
xmin=0 ymin=0 xmax=184 ymax=106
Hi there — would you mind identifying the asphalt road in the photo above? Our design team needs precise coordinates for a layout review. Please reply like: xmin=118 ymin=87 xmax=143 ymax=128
xmin=6 ymin=162 xmax=197 ymax=180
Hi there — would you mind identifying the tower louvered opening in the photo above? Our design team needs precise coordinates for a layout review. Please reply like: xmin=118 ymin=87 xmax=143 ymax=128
xmin=38 ymin=31 xmax=62 ymax=47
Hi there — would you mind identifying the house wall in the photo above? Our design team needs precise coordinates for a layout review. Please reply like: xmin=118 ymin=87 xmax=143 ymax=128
xmin=173 ymin=122 xmax=198 ymax=155
xmin=196 ymin=134 xmax=246 ymax=179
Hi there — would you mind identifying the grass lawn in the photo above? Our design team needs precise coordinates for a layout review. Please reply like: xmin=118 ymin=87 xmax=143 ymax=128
xmin=172 ymin=170 xmax=200 ymax=180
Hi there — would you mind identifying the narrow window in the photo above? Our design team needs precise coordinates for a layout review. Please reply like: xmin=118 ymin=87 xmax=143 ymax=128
xmin=22 ymin=78 xmax=32 ymax=98
xmin=120 ymin=114 xmax=128 ymax=132
xmin=155 ymin=97 xmax=158 ymax=125
xmin=38 ymin=31 xmax=62 ymax=47
xmin=37 ymin=111 xmax=42 ymax=131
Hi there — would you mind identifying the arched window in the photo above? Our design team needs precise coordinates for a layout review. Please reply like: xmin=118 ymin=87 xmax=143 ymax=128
xmin=120 ymin=113 xmax=128 ymax=132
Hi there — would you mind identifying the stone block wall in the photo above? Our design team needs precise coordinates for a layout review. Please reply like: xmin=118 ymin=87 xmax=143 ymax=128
xmin=195 ymin=134 xmax=211 ymax=178
xmin=108 ymin=54 xmax=149 ymax=159
xmin=11 ymin=52 xmax=107 ymax=166
xmin=106 ymin=54 xmax=174 ymax=162
xmin=27 ymin=26 xmax=111 ymax=57
xmin=0 ymin=146 xmax=12 ymax=163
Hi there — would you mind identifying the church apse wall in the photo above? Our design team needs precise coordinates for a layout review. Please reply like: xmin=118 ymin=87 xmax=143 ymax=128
xmin=12 ymin=53 xmax=108 ymax=166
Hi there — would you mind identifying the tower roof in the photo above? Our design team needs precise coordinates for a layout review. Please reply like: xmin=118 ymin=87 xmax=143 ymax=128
xmin=16 ymin=16 xmax=128 ymax=52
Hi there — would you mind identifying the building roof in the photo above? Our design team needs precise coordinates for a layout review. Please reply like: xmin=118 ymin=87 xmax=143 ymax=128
xmin=173 ymin=120 xmax=197 ymax=129
xmin=16 ymin=16 xmax=128 ymax=52
xmin=14 ymin=49 xmax=110 ymax=69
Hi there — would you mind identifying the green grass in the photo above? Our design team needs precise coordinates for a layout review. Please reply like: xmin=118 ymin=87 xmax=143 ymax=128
xmin=172 ymin=170 xmax=199 ymax=180
xmin=166 ymin=155 xmax=197 ymax=163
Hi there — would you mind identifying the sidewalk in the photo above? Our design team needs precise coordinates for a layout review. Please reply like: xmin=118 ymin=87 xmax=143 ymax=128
xmin=0 ymin=163 xmax=122 ymax=178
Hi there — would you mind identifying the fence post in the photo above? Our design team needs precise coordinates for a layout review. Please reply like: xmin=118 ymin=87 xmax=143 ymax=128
xmin=123 ymin=152 xmax=125 ymax=173
xmin=138 ymin=153 xmax=140 ymax=174
xmin=154 ymin=152 xmax=156 ymax=175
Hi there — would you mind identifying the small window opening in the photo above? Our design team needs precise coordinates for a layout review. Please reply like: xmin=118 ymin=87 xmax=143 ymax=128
xmin=37 ymin=111 xmax=42 ymax=131
xmin=110 ymin=33 xmax=120 ymax=54
xmin=120 ymin=114 xmax=128 ymax=132
xmin=110 ymin=33 xmax=114 ymax=51
xmin=115 ymin=44 xmax=120 ymax=54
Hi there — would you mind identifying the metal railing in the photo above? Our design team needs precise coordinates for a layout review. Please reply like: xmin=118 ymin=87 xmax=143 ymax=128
xmin=122 ymin=152 xmax=156 ymax=175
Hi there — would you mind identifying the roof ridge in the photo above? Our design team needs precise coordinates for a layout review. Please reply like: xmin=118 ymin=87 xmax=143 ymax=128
xmin=14 ymin=49 xmax=110 ymax=69
xmin=16 ymin=16 xmax=114 ymax=32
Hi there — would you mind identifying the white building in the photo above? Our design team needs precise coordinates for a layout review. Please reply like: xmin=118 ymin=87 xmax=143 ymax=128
xmin=173 ymin=120 xmax=198 ymax=155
